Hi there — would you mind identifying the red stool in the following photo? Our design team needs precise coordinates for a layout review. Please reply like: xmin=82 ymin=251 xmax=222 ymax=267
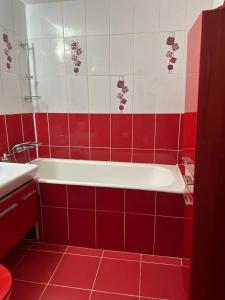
xmin=0 ymin=265 xmax=12 ymax=300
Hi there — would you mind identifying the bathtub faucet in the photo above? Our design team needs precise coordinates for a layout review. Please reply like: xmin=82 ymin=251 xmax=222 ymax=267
xmin=11 ymin=141 xmax=42 ymax=163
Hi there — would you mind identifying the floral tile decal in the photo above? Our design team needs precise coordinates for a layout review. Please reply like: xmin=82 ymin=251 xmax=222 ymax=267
xmin=166 ymin=33 xmax=179 ymax=73
xmin=117 ymin=76 xmax=129 ymax=112
xmin=71 ymin=41 xmax=82 ymax=74
xmin=2 ymin=33 xmax=13 ymax=70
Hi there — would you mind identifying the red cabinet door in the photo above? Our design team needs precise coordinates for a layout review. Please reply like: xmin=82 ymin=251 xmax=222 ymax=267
xmin=0 ymin=181 xmax=38 ymax=258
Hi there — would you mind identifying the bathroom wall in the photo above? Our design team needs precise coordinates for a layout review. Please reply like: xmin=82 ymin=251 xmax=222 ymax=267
xmin=0 ymin=0 xmax=35 ymax=159
xmin=26 ymin=0 xmax=214 ymax=164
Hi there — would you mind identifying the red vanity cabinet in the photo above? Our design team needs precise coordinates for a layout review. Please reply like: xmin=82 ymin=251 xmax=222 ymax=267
xmin=0 ymin=181 xmax=38 ymax=258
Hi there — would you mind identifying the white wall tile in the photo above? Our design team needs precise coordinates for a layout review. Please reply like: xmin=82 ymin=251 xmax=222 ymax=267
xmin=0 ymin=73 xmax=22 ymax=114
xmin=110 ymin=35 xmax=133 ymax=75
xmin=87 ymin=36 xmax=110 ymax=75
xmin=111 ymin=75 xmax=133 ymax=113
xmin=67 ymin=76 xmax=89 ymax=113
xmin=63 ymin=0 xmax=86 ymax=37
xmin=64 ymin=37 xmax=87 ymax=76
xmin=134 ymin=0 xmax=160 ymax=33
xmin=88 ymin=76 xmax=110 ymax=113
xmin=86 ymin=0 xmax=110 ymax=35
xmin=13 ymin=0 xmax=27 ymax=38
xmin=186 ymin=0 xmax=213 ymax=30
xmin=158 ymin=31 xmax=186 ymax=74
xmin=26 ymin=3 xmax=63 ymax=38
xmin=134 ymin=33 xmax=159 ymax=75
xmin=30 ymin=38 xmax=65 ymax=77
xmin=110 ymin=0 xmax=134 ymax=34
xmin=160 ymin=0 xmax=187 ymax=31
xmin=155 ymin=74 xmax=185 ymax=113
xmin=33 ymin=77 xmax=67 ymax=113
xmin=0 ymin=0 xmax=14 ymax=31
xmin=133 ymin=75 xmax=157 ymax=113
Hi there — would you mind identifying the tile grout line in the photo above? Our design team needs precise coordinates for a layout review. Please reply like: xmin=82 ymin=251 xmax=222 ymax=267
xmin=123 ymin=189 xmax=126 ymax=251
xmin=66 ymin=185 xmax=70 ymax=244
xmin=11 ymin=242 xmax=34 ymax=274
xmin=88 ymin=250 xmax=104 ymax=300
xmin=38 ymin=245 xmax=69 ymax=300
xmin=23 ymin=246 xmax=183 ymax=266
xmin=138 ymin=254 xmax=142 ymax=300
xmin=152 ymin=192 xmax=157 ymax=255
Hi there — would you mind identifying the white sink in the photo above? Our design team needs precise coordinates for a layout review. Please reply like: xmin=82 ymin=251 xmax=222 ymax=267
xmin=0 ymin=162 xmax=38 ymax=199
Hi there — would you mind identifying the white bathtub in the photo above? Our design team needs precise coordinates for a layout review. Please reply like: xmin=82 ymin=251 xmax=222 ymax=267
xmin=32 ymin=158 xmax=185 ymax=194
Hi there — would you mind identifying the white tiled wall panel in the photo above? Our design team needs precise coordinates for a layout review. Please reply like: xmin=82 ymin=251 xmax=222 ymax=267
xmin=23 ymin=0 xmax=215 ymax=115
xmin=0 ymin=0 xmax=32 ymax=115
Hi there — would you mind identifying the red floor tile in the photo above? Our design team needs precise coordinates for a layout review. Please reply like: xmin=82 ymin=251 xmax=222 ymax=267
xmin=50 ymin=254 xmax=100 ymax=289
xmin=41 ymin=285 xmax=90 ymax=300
xmin=16 ymin=240 xmax=33 ymax=250
xmin=1 ymin=248 xmax=27 ymax=271
xmin=141 ymin=262 xmax=187 ymax=300
xmin=91 ymin=291 xmax=139 ymax=300
xmin=66 ymin=246 xmax=103 ymax=257
xmin=13 ymin=250 xmax=62 ymax=283
xmin=142 ymin=254 xmax=182 ymax=266
xmin=30 ymin=242 xmax=67 ymax=253
xmin=94 ymin=258 xmax=139 ymax=295
xmin=103 ymin=250 xmax=140 ymax=261
xmin=10 ymin=280 xmax=46 ymax=300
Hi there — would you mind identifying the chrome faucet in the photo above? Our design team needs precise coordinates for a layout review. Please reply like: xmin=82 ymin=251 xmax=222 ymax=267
xmin=10 ymin=141 xmax=41 ymax=163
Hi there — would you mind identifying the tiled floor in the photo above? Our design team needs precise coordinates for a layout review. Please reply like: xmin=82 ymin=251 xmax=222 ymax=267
xmin=1 ymin=241 xmax=190 ymax=300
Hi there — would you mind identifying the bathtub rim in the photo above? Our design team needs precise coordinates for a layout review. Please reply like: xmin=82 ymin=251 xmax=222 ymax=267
xmin=32 ymin=158 xmax=186 ymax=194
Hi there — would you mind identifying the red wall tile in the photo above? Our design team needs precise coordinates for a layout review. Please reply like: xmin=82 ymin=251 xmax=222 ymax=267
xmin=125 ymin=213 xmax=154 ymax=254
xmin=40 ymin=183 xmax=67 ymax=207
xmin=125 ymin=189 xmax=155 ymax=215
xmin=38 ymin=145 xmax=50 ymax=158
xmin=96 ymin=188 xmax=124 ymax=212
xmin=48 ymin=113 xmax=69 ymax=146
xmin=133 ymin=114 xmax=155 ymax=149
xmin=155 ymin=150 xmax=178 ymax=165
xmin=69 ymin=114 xmax=89 ymax=147
xmin=111 ymin=114 xmax=132 ymax=148
xmin=50 ymin=146 xmax=70 ymax=159
xmin=35 ymin=113 xmax=49 ymax=145
xmin=42 ymin=206 xmax=68 ymax=245
xmin=155 ymin=216 xmax=184 ymax=257
xmin=90 ymin=148 xmax=110 ymax=161
xmin=5 ymin=114 xmax=23 ymax=148
xmin=155 ymin=114 xmax=180 ymax=150
xmin=70 ymin=147 xmax=90 ymax=160
xmin=96 ymin=211 xmax=124 ymax=251
xmin=90 ymin=114 xmax=110 ymax=147
xmin=111 ymin=149 xmax=131 ymax=162
xmin=68 ymin=186 xmax=95 ymax=209
xmin=0 ymin=115 xmax=8 ymax=156
xmin=21 ymin=113 xmax=35 ymax=142
xmin=69 ymin=209 xmax=95 ymax=248
xmin=132 ymin=149 xmax=154 ymax=163
xmin=157 ymin=193 xmax=184 ymax=217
